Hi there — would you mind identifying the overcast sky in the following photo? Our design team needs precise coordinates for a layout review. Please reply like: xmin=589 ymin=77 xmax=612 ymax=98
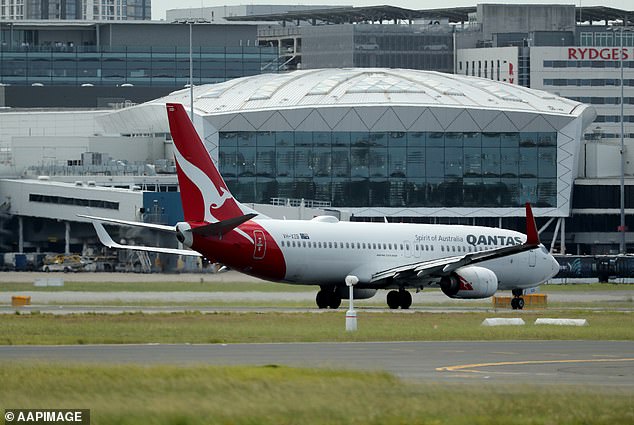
xmin=152 ymin=0 xmax=632 ymax=21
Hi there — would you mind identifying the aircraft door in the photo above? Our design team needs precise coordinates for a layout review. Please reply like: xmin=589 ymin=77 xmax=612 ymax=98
xmin=413 ymin=240 xmax=421 ymax=258
xmin=529 ymin=251 xmax=536 ymax=267
xmin=253 ymin=230 xmax=266 ymax=260
xmin=403 ymin=240 xmax=412 ymax=258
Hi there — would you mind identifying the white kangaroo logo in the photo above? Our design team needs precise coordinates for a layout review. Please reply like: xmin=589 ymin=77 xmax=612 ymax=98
xmin=210 ymin=186 xmax=233 ymax=210
xmin=173 ymin=148 xmax=234 ymax=223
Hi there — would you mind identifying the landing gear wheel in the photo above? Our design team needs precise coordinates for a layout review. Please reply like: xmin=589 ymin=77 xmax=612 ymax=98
xmin=511 ymin=297 xmax=525 ymax=310
xmin=387 ymin=290 xmax=400 ymax=309
xmin=516 ymin=297 xmax=525 ymax=310
xmin=399 ymin=290 xmax=412 ymax=310
xmin=316 ymin=290 xmax=330 ymax=309
xmin=512 ymin=288 xmax=523 ymax=297
xmin=329 ymin=293 xmax=342 ymax=309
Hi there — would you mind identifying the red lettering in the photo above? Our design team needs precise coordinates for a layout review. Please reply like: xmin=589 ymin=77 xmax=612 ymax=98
xmin=509 ymin=78 xmax=514 ymax=84
xmin=568 ymin=48 xmax=578 ymax=59
xmin=578 ymin=48 xmax=587 ymax=59
xmin=623 ymin=48 xmax=630 ymax=60
xmin=612 ymin=48 xmax=619 ymax=60
xmin=509 ymin=62 xmax=514 ymax=75
xmin=589 ymin=48 xmax=599 ymax=59
xmin=600 ymin=48 xmax=610 ymax=59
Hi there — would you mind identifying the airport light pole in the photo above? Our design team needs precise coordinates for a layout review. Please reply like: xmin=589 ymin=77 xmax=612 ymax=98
xmin=611 ymin=23 xmax=631 ymax=254
xmin=173 ymin=18 xmax=209 ymax=122
xmin=619 ymin=25 xmax=632 ymax=254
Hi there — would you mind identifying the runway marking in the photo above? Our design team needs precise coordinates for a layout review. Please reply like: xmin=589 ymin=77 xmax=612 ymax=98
xmin=436 ymin=358 xmax=634 ymax=374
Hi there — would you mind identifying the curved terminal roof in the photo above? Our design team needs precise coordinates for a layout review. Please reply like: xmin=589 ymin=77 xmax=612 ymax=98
xmin=100 ymin=68 xmax=593 ymax=135
xmin=155 ymin=68 xmax=582 ymax=117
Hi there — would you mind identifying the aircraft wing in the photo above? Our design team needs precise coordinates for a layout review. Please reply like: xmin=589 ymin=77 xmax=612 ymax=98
xmin=370 ymin=203 xmax=540 ymax=284
xmin=92 ymin=222 xmax=201 ymax=256
xmin=370 ymin=243 xmax=537 ymax=283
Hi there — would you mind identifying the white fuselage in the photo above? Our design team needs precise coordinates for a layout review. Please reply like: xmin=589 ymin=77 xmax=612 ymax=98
xmin=257 ymin=218 xmax=559 ymax=289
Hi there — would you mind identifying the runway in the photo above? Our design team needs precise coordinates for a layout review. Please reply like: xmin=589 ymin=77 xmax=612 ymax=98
xmin=1 ymin=341 xmax=633 ymax=387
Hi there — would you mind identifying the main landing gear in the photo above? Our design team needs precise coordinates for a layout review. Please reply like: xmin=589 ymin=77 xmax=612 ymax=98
xmin=386 ymin=289 xmax=412 ymax=310
xmin=316 ymin=287 xmax=342 ymax=309
xmin=511 ymin=288 xmax=525 ymax=310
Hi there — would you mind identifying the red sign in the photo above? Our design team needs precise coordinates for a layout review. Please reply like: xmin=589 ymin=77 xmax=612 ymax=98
xmin=568 ymin=47 xmax=631 ymax=60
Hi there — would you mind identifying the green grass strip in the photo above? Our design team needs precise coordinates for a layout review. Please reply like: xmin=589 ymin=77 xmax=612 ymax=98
xmin=1 ymin=311 xmax=632 ymax=345
xmin=0 ymin=363 xmax=631 ymax=425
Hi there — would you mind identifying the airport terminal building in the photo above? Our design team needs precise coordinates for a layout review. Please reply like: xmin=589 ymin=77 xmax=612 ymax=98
xmin=100 ymin=68 xmax=595 ymax=220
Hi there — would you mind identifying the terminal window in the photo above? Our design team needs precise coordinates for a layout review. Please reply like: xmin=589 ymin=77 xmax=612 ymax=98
xmin=218 ymin=131 xmax=558 ymax=208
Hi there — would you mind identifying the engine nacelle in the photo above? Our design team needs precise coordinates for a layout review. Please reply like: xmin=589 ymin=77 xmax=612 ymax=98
xmin=335 ymin=287 xmax=378 ymax=300
xmin=175 ymin=222 xmax=193 ymax=248
xmin=440 ymin=266 xmax=498 ymax=299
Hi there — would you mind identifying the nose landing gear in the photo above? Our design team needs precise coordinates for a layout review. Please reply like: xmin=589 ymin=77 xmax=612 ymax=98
xmin=511 ymin=288 xmax=525 ymax=310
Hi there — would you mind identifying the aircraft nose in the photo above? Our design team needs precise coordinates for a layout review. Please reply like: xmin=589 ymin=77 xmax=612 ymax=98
xmin=550 ymin=256 xmax=560 ymax=277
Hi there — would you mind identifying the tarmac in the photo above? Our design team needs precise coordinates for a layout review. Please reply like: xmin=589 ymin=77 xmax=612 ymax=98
xmin=1 ymin=341 xmax=633 ymax=386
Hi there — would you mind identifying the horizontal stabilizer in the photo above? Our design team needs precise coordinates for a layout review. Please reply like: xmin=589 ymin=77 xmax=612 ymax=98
xmin=78 ymin=214 xmax=175 ymax=232
xmin=92 ymin=222 xmax=201 ymax=256
xmin=191 ymin=213 xmax=257 ymax=237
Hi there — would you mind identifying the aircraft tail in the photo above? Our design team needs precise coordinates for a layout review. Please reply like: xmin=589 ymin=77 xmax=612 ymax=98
xmin=166 ymin=103 xmax=254 ymax=223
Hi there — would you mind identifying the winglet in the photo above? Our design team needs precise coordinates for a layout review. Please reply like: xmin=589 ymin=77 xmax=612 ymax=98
xmin=525 ymin=203 xmax=539 ymax=246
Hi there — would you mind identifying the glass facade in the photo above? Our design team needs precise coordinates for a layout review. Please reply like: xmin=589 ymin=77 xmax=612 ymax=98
xmin=353 ymin=25 xmax=453 ymax=73
xmin=0 ymin=46 xmax=279 ymax=86
xmin=219 ymin=131 xmax=558 ymax=208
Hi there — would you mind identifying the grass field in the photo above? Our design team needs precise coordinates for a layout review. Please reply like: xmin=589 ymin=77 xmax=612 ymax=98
xmin=0 ymin=364 xmax=631 ymax=425
xmin=1 ymin=310 xmax=632 ymax=345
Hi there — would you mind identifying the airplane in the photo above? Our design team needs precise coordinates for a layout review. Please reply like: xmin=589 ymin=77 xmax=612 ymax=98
xmin=80 ymin=102 xmax=560 ymax=310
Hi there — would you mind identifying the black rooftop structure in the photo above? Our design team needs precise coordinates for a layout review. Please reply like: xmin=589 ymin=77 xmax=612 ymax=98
xmin=576 ymin=6 xmax=633 ymax=25
xmin=225 ymin=5 xmax=475 ymax=25
xmin=225 ymin=4 xmax=633 ymax=25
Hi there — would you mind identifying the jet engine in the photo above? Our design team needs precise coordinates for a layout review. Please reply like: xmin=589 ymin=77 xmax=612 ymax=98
xmin=439 ymin=266 xmax=498 ymax=299
xmin=175 ymin=222 xmax=193 ymax=248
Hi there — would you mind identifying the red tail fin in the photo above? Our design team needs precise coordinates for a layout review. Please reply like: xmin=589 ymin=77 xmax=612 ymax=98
xmin=525 ymin=203 xmax=539 ymax=246
xmin=166 ymin=103 xmax=243 ymax=223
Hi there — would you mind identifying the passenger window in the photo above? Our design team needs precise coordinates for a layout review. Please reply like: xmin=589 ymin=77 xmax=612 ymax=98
xmin=388 ymin=243 xmax=392 ymax=250
xmin=318 ymin=242 xmax=322 ymax=248
xmin=406 ymin=244 xmax=410 ymax=250
xmin=441 ymin=246 xmax=444 ymax=252
xmin=383 ymin=243 xmax=387 ymax=249
xmin=292 ymin=241 xmax=296 ymax=247
xmin=452 ymin=246 xmax=456 ymax=252
xmin=400 ymin=244 xmax=404 ymax=250
xmin=357 ymin=243 xmax=361 ymax=249
xmin=363 ymin=243 xmax=366 ymax=249
xmin=328 ymin=242 xmax=332 ymax=248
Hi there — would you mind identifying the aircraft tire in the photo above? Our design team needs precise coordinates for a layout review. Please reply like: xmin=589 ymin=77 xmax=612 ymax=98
xmin=387 ymin=290 xmax=400 ymax=309
xmin=399 ymin=290 xmax=412 ymax=310
xmin=316 ymin=290 xmax=330 ymax=309
xmin=516 ymin=297 xmax=525 ymax=310
xmin=329 ymin=293 xmax=342 ymax=309
xmin=512 ymin=288 xmax=523 ymax=297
